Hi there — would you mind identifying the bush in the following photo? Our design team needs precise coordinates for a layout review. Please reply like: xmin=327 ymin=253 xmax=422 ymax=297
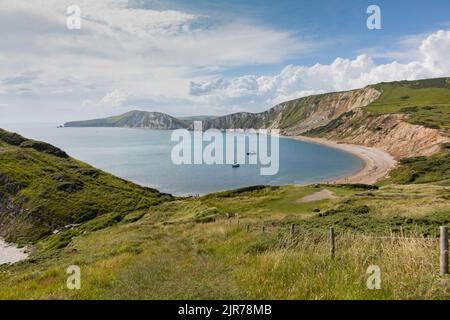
xmin=56 ymin=181 xmax=84 ymax=193
xmin=0 ymin=129 xmax=27 ymax=146
xmin=350 ymin=205 xmax=371 ymax=215
xmin=336 ymin=184 xmax=379 ymax=190
xmin=210 ymin=185 xmax=279 ymax=198
xmin=400 ymin=106 xmax=418 ymax=113
xmin=82 ymin=212 xmax=125 ymax=232
xmin=20 ymin=140 xmax=68 ymax=158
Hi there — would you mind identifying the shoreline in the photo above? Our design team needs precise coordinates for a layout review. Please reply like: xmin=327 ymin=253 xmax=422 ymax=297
xmin=292 ymin=136 xmax=397 ymax=185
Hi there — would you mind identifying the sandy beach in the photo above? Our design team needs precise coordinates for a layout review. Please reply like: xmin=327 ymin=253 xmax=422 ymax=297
xmin=0 ymin=238 xmax=28 ymax=265
xmin=293 ymin=136 xmax=397 ymax=185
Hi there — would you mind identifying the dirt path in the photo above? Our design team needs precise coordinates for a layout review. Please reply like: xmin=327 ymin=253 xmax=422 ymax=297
xmin=293 ymin=136 xmax=397 ymax=185
xmin=297 ymin=189 xmax=337 ymax=203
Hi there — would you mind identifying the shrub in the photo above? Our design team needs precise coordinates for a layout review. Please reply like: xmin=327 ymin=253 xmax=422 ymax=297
xmin=19 ymin=140 xmax=68 ymax=158
xmin=0 ymin=129 xmax=27 ymax=146
xmin=400 ymin=106 xmax=418 ymax=113
xmin=350 ymin=205 xmax=371 ymax=215
xmin=56 ymin=181 xmax=84 ymax=193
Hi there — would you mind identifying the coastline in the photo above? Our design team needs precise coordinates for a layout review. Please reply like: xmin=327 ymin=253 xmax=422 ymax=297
xmin=292 ymin=136 xmax=397 ymax=185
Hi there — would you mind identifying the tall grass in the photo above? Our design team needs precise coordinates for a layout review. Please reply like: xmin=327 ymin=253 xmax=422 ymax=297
xmin=232 ymin=230 xmax=449 ymax=299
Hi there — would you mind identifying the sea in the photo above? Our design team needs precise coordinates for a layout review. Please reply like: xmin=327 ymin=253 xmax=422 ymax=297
xmin=1 ymin=123 xmax=362 ymax=196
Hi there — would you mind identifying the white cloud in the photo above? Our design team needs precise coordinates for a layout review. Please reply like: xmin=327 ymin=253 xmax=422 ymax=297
xmin=420 ymin=30 xmax=450 ymax=74
xmin=1 ymin=0 xmax=450 ymax=122
xmin=81 ymin=89 xmax=128 ymax=109
xmin=0 ymin=0 xmax=317 ymax=121
xmin=99 ymin=89 xmax=128 ymax=107
xmin=190 ymin=29 xmax=450 ymax=109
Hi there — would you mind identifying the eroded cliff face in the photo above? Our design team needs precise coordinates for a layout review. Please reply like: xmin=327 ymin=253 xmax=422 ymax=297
xmin=204 ymin=85 xmax=449 ymax=159
xmin=65 ymin=110 xmax=186 ymax=130
xmin=203 ymin=86 xmax=381 ymax=133
xmin=309 ymin=109 xmax=450 ymax=159
xmin=279 ymin=87 xmax=381 ymax=135
xmin=0 ymin=173 xmax=33 ymax=243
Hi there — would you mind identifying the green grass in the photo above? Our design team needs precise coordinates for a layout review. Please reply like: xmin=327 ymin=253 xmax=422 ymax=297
xmin=1 ymin=182 xmax=449 ymax=299
xmin=381 ymin=144 xmax=450 ymax=185
xmin=366 ymin=79 xmax=450 ymax=132
xmin=277 ymin=95 xmax=327 ymax=129
xmin=0 ymin=129 xmax=172 ymax=244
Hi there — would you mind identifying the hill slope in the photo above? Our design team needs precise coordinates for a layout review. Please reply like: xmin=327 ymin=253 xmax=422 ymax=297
xmin=65 ymin=110 xmax=188 ymax=130
xmin=0 ymin=129 xmax=173 ymax=244
xmin=203 ymin=86 xmax=381 ymax=133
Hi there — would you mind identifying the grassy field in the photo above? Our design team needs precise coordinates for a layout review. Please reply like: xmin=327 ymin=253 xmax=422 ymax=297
xmin=1 ymin=180 xmax=449 ymax=299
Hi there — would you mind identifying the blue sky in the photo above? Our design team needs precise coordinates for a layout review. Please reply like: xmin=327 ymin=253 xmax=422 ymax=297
xmin=136 ymin=0 xmax=450 ymax=71
xmin=1 ymin=0 xmax=450 ymax=122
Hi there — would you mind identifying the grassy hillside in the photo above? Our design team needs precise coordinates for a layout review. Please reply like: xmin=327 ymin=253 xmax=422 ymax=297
xmin=382 ymin=144 xmax=450 ymax=186
xmin=273 ymin=95 xmax=327 ymax=130
xmin=367 ymin=78 xmax=450 ymax=133
xmin=0 ymin=129 xmax=173 ymax=244
xmin=1 ymin=183 xmax=449 ymax=299
xmin=64 ymin=110 xmax=187 ymax=129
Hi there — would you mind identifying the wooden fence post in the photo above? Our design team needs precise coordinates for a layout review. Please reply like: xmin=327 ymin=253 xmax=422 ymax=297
xmin=290 ymin=224 xmax=295 ymax=235
xmin=330 ymin=227 xmax=335 ymax=260
xmin=440 ymin=226 xmax=449 ymax=276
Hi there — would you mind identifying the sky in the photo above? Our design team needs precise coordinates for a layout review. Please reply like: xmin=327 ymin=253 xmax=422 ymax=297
xmin=1 ymin=0 xmax=450 ymax=123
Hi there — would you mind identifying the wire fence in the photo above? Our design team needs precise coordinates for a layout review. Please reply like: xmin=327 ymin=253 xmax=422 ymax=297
xmin=220 ymin=216 xmax=449 ymax=276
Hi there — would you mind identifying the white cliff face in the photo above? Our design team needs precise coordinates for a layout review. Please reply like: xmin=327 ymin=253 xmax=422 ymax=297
xmin=65 ymin=110 xmax=187 ymax=130
xmin=117 ymin=112 xmax=186 ymax=129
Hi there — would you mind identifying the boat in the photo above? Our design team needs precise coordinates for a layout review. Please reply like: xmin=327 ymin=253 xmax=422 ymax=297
xmin=232 ymin=163 xmax=240 ymax=168
xmin=246 ymin=151 xmax=256 ymax=155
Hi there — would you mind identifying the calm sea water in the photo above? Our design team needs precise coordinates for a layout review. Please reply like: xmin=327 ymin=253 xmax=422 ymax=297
xmin=1 ymin=123 xmax=362 ymax=195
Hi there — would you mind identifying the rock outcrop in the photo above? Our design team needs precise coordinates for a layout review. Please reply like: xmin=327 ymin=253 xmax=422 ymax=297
xmin=65 ymin=110 xmax=187 ymax=130
xmin=308 ymin=109 xmax=449 ymax=159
